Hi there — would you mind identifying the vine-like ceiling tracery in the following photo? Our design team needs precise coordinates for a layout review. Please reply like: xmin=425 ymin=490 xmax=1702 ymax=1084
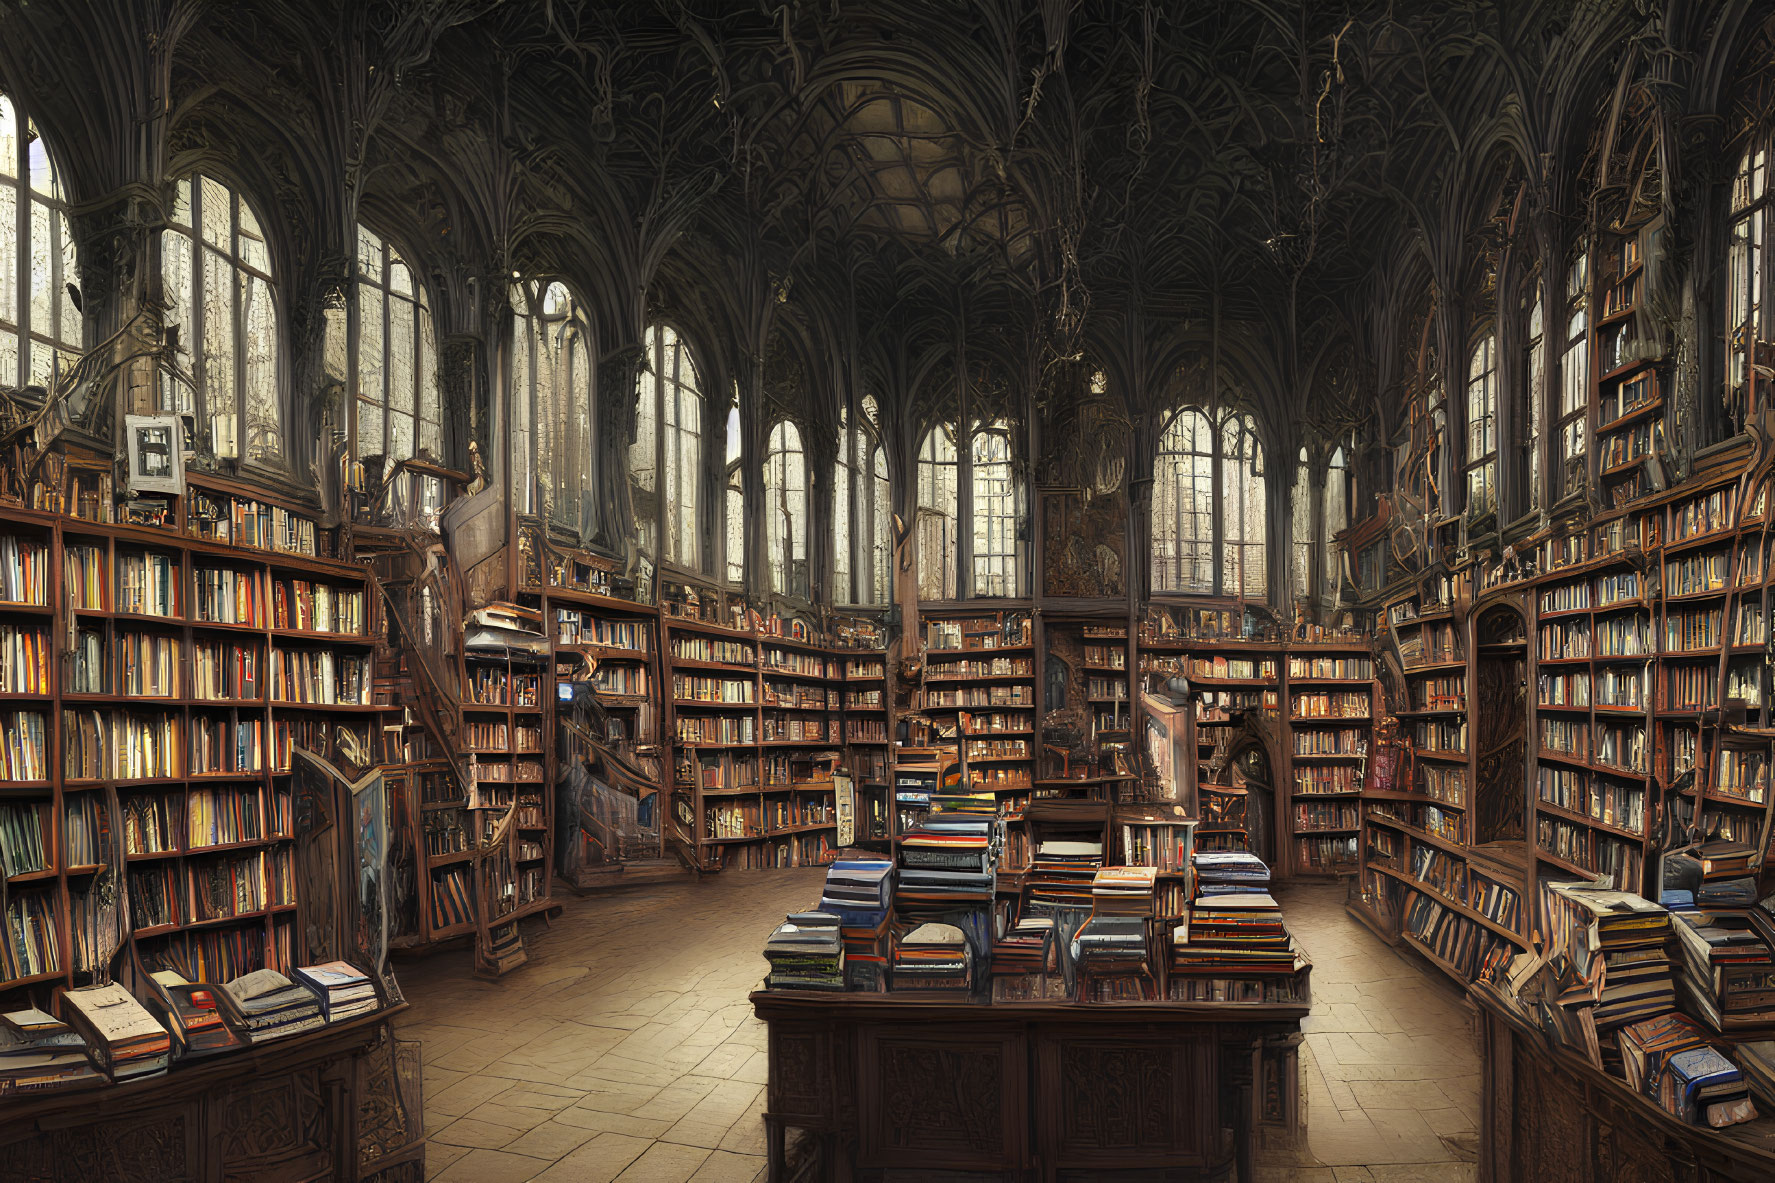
xmin=0 ymin=0 xmax=1766 ymax=444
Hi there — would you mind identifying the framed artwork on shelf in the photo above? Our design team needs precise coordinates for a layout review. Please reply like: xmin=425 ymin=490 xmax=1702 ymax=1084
xmin=124 ymin=413 xmax=184 ymax=494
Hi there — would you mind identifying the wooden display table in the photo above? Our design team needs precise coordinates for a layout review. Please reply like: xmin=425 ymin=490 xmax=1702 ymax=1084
xmin=750 ymin=989 xmax=1306 ymax=1182
xmin=1474 ymin=985 xmax=1775 ymax=1182
xmin=0 ymin=1008 xmax=424 ymax=1183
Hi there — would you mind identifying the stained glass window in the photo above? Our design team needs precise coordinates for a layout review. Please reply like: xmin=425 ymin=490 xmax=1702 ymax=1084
xmin=1524 ymin=287 xmax=1544 ymax=513
xmin=0 ymin=95 xmax=80 ymax=392
xmin=1221 ymin=413 xmax=1267 ymax=599
xmin=1152 ymin=408 xmax=1215 ymax=594
xmin=835 ymin=396 xmax=892 ymax=604
xmin=632 ymin=324 xmax=701 ymax=567
xmin=765 ymin=419 xmax=808 ymax=598
xmin=916 ymin=424 xmax=959 ymax=601
xmin=725 ymin=400 xmax=744 ymax=584
xmin=1466 ymin=332 xmax=1497 ymax=516
xmin=1291 ymin=447 xmax=1312 ymax=601
xmin=1557 ymin=252 xmax=1588 ymax=499
xmin=1730 ymin=145 xmax=1767 ymax=409
xmin=1324 ymin=446 xmax=1349 ymax=597
xmin=357 ymin=227 xmax=441 ymax=465
xmin=162 ymin=174 xmax=281 ymax=463
xmin=971 ymin=419 xmax=1020 ymax=597
xmin=510 ymin=280 xmax=594 ymax=530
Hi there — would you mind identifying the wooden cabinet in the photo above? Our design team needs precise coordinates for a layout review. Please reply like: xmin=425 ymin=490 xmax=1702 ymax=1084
xmin=0 ymin=1013 xmax=423 ymax=1183
xmin=751 ymin=991 xmax=1304 ymax=1182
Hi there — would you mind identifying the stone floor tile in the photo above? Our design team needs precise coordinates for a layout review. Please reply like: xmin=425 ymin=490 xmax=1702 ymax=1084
xmin=502 ymin=1117 xmax=602 ymax=1161
xmin=529 ymin=1132 xmax=654 ymax=1183
xmin=427 ymin=1074 xmax=516 ymax=1118
xmin=424 ymin=1142 xmax=468 ymax=1180
xmin=687 ymin=1150 xmax=768 ymax=1182
xmin=554 ymin=1107 xmax=677 ymax=1139
xmin=612 ymin=1140 xmax=714 ymax=1182
xmin=429 ymin=1116 xmax=525 ymax=1150
xmin=428 ymin=1148 xmax=554 ymax=1183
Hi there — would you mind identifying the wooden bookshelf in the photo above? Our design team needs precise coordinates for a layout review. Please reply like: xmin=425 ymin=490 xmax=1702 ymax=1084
xmin=0 ymin=487 xmax=376 ymax=1004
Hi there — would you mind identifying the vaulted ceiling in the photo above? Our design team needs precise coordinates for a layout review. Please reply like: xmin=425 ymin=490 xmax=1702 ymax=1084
xmin=0 ymin=0 xmax=1767 ymax=460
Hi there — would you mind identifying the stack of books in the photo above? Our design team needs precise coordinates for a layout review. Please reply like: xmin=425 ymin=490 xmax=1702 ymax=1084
xmin=1192 ymin=850 xmax=1272 ymax=896
xmin=222 ymin=969 xmax=326 ymax=1041
xmin=818 ymin=858 xmax=894 ymax=991
xmin=1175 ymin=892 xmax=1297 ymax=974
xmin=1072 ymin=866 xmax=1160 ymax=999
xmin=895 ymin=789 xmax=995 ymax=909
xmin=989 ymin=914 xmax=1061 ymax=1001
xmin=1543 ymin=882 xmax=1675 ymax=1029
xmin=61 ymin=983 xmax=171 ymax=1082
xmin=142 ymin=970 xmax=245 ymax=1059
xmin=0 ymin=1007 xmax=101 ymax=1097
xmin=1619 ymin=1012 xmax=1757 ymax=1127
xmin=1668 ymin=908 xmax=1775 ymax=1029
xmin=1697 ymin=842 xmax=1759 ymax=906
xmin=293 ymin=962 xmax=379 ymax=1022
xmin=763 ymin=912 xmax=845 ymax=991
xmin=891 ymin=921 xmax=973 ymax=992
xmin=1024 ymin=838 xmax=1103 ymax=916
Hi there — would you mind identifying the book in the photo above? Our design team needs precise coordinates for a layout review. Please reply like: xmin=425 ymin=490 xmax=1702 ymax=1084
xmin=222 ymin=969 xmax=325 ymax=1041
xmin=0 ymin=1009 xmax=100 ymax=1097
xmin=143 ymin=969 xmax=247 ymax=1059
xmin=60 ymin=983 xmax=171 ymax=1082
xmin=292 ymin=961 xmax=379 ymax=1023
xmin=763 ymin=912 xmax=845 ymax=990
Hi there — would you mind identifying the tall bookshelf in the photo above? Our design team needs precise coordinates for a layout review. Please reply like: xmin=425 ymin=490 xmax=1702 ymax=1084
xmin=0 ymin=482 xmax=379 ymax=1005
xmin=832 ymin=620 xmax=890 ymax=847
xmin=1352 ymin=571 xmax=1531 ymax=987
xmin=1528 ymin=514 xmax=1655 ymax=893
xmin=1283 ymin=641 xmax=1373 ymax=877
xmin=461 ymin=642 xmax=549 ymax=922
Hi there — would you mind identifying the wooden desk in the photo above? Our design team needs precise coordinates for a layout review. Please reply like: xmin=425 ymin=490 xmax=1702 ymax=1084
xmin=0 ymin=1010 xmax=424 ymax=1183
xmin=1473 ymin=985 xmax=1775 ymax=1182
xmin=750 ymin=990 xmax=1306 ymax=1182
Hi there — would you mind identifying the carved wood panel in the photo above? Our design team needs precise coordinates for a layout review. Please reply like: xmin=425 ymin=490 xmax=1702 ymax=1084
xmin=768 ymin=1025 xmax=830 ymax=1122
xmin=1039 ymin=1036 xmax=1212 ymax=1165
xmin=217 ymin=1067 xmax=333 ymax=1182
xmin=858 ymin=1029 xmax=1026 ymax=1170
xmin=2 ymin=1106 xmax=200 ymax=1183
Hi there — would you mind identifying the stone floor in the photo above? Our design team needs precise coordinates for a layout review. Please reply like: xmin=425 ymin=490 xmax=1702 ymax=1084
xmin=393 ymin=872 xmax=1481 ymax=1183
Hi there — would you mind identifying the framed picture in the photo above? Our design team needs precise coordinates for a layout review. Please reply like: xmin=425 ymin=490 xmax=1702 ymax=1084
xmin=125 ymin=413 xmax=184 ymax=494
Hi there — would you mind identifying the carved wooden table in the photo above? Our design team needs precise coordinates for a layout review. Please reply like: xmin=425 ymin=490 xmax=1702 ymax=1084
xmin=1474 ymin=985 xmax=1775 ymax=1182
xmin=750 ymin=989 xmax=1307 ymax=1182
xmin=0 ymin=1008 xmax=424 ymax=1183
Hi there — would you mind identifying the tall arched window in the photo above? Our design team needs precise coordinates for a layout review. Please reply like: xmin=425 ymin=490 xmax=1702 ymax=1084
xmin=764 ymin=420 xmax=808 ymax=598
xmin=834 ymin=401 xmax=890 ymax=604
xmin=971 ymin=419 xmax=1021 ymax=597
xmin=1152 ymin=408 xmax=1215 ymax=595
xmin=0 ymin=95 xmax=80 ymax=390
xmin=632 ymin=324 xmax=703 ymax=568
xmin=1221 ymin=413 xmax=1266 ymax=598
xmin=1522 ymin=286 xmax=1544 ymax=515
xmin=1556 ymin=251 xmax=1588 ymax=499
xmin=724 ymin=399 xmax=744 ymax=585
xmin=510 ymin=280 xmax=593 ymax=529
xmin=1729 ymin=144 xmax=1767 ymax=417
xmin=1324 ymin=445 xmax=1349 ymax=598
xmin=357 ymin=227 xmax=441 ymax=465
xmin=162 ymin=174 xmax=280 ymax=464
xmin=1465 ymin=332 xmax=1497 ymax=516
xmin=1290 ymin=446 xmax=1311 ymax=601
xmin=916 ymin=424 xmax=959 ymax=601
xmin=869 ymin=437 xmax=890 ymax=604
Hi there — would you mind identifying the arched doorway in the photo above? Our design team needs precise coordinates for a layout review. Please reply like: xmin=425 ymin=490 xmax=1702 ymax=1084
xmin=1474 ymin=604 xmax=1528 ymax=847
